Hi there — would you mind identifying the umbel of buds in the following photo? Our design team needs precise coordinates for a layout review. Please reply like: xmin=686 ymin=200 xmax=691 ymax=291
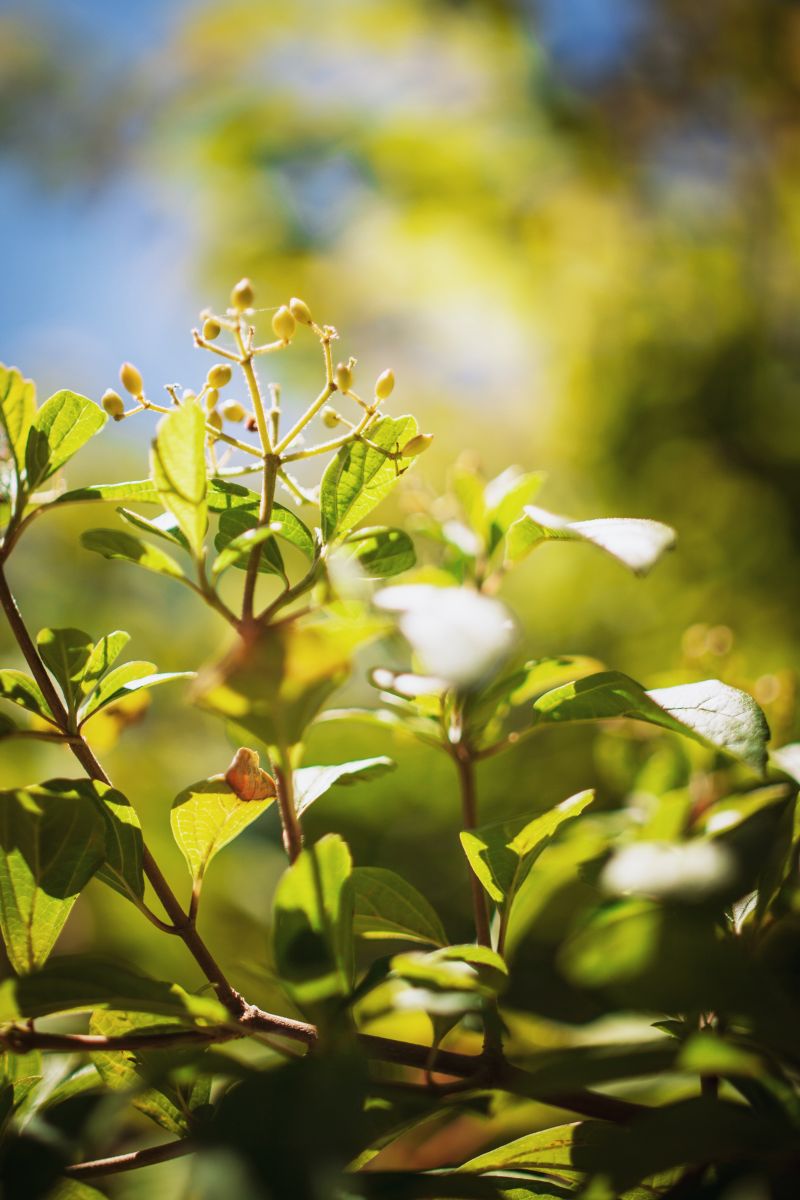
xmin=119 ymin=362 xmax=143 ymax=397
xmin=230 ymin=278 xmax=255 ymax=311
xmin=102 ymin=389 xmax=125 ymax=420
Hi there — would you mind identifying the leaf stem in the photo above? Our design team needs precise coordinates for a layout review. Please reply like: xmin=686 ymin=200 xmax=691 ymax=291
xmin=452 ymin=746 xmax=491 ymax=949
xmin=272 ymin=757 xmax=303 ymax=862
xmin=66 ymin=1138 xmax=196 ymax=1180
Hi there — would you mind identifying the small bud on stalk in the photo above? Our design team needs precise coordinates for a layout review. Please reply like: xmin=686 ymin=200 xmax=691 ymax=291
xmin=401 ymin=433 xmax=433 ymax=457
xmin=322 ymin=406 xmax=341 ymax=429
xmin=222 ymin=400 xmax=246 ymax=423
xmin=102 ymin=389 xmax=125 ymax=421
xmin=119 ymin=362 xmax=143 ymax=397
xmin=202 ymin=318 xmax=221 ymax=341
xmin=375 ymin=368 xmax=395 ymax=400
xmin=230 ymin=278 xmax=255 ymax=311
xmin=207 ymin=410 xmax=223 ymax=436
xmin=272 ymin=306 xmax=296 ymax=341
xmin=289 ymin=297 xmax=313 ymax=326
xmin=205 ymin=387 xmax=219 ymax=412
xmin=207 ymin=364 xmax=232 ymax=389
xmin=334 ymin=362 xmax=353 ymax=391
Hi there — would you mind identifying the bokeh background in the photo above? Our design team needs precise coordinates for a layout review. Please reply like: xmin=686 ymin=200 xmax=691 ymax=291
xmin=1 ymin=1 xmax=799 ymax=1190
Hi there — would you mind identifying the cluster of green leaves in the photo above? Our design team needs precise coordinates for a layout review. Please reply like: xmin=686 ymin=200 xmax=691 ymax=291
xmin=0 ymin=328 xmax=799 ymax=1200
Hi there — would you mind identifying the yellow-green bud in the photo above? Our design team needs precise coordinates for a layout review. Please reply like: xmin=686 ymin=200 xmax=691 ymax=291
xmin=205 ymin=387 xmax=219 ymax=411
xmin=230 ymin=278 xmax=254 ymax=310
xmin=119 ymin=362 xmax=143 ymax=397
xmin=322 ymin=406 xmax=341 ymax=429
xmin=289 ymin=297 xmax=313 ymax=325
xmin=272 ymin=305 xmax=296 ymax=341
xmin=375 ymin=368 xmax=395 ymax=400
xmin=202 ymin=318 xmax=221 ymax=341
xmin=182 ymin=390 xmax=197 ymax=404
xmin=222 ymin=399 xmax=246 ymax=423
xmin=102 ymin=389 xmax=125 ymax=420
xmin=207 ymin=410 xmax=223 ymax=434
xmin=334 ymin=362 xmax=353 ymax=391
xmin=207 ymin=364 xmax=232 ymax=389
xmin=400 ymin=433 xmax=433 ymax=457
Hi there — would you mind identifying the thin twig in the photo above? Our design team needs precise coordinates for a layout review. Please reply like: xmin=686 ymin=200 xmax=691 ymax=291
xmin=66 ymin=1138 xmax=195 ymax=1179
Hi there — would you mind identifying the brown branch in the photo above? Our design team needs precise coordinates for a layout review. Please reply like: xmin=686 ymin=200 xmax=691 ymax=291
xmin=0 ymin=561 xmax=242 ymax=1016
xmin=66 ymin=1138 xmax=195 ymax=1179
xmin=272 ymin=761 xmax=303 ymax=862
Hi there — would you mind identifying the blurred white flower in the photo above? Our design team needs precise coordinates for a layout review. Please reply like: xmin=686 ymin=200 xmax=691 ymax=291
xmin=374 ymin=585 xmax=516 ymax=689
xmin=601 ymin=839 xmax=736 ymax=903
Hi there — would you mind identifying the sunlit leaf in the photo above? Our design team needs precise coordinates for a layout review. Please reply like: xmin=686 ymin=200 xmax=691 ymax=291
xmin=507 ymin=505 xmax=676 ymax=576
xmin=391 ymin=944 xmax=508 ymax=996
xmin=532 ymin=672 xmax=770 ymax=772
xmin=54 ymin=479 xmax=160 ymax=507
xmin=294 ymin=757 xmax=395 ymax=817
xmin=118 ymin=506 xmax=189 ymax=548
xmin=171 ymin=777 xmax=275 ymax=883
xmin=272 ymin=833 xmax=354 ymax=1012
xmin=0 ymin=670 xmax=54 ymax=721
xmin=343 ymin=526 xmax=416 ymax=578
xmin=35 ymin=627 xmax=93 ymax=715
xmin=79 ymin=630 xmax=131 ymax=694
xmin=89 ymin=781 xmax=145 ymax=904
xmin=461 ymin=790 xmax=595 ymax=906
xmin=150 ymin=398 xmax=208 ymax=558
xmin=80 ymin=661 xmax=193 ymax=722
xmin=0 ymin=955 xmax=228 ymax=1022
xmin=320 ymin=414 xmax=418 ymax=541
xmin=90 ymin=1009 xmax=206 ymax=1135
xmin=352 ymin=867 xmax=447 ymax=946
xmin=0 ymin=782 xmax=106 ymax=972
xmin=0 ymin=363 xmax=36 ymax=476
xmin=24 ymin=391 xmax=106 ymax=489
xmin=81 ymin=528 xmax=188 ymax=581
xmin=214 ymin=507 xmax=286 ymax=577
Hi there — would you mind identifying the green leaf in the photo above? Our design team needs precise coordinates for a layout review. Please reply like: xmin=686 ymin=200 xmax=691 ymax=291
xmin=35 ymin=627 xmax=93 ymax=714
xmin=391 ymin=944 xmax=508 ymax=996
xmin=81 ymin=528 xmax=188 ymax=581
xmin=54 ymin=479 xmax=160 ymax=507
xmin=484 ymin=467 xmax=546 ymax=552
xmin=459 ymin=1121 xmax=604 ymax=1176
xmin=461 ymin=790 xmax=596 ymax=907
xmin=214 ymin=507 xmax=286 ymax=577
xmin=272 ymin=833 xmax=354 ymax=1012
xmin=343 ymin=526 xmax=416 ymax=578
xmin=0 ymin=670 xmax=54 ymax=721
xmin=150 ymin=398 xmax=208 ymax=558
xmin=0 ymin=713 xmax=18 ymax=739
xmin=207 ymin=477 xmax=260 ymax=512
xmin=0 ymin=782 xmax=106 ymax=973
xmin=50 ymin=1180 xmax=108 ymax=1200
xmin=0 ymin=363 xmax=36 ymax=476
xmin=294 ymin=757 xmax=396 ymax=817
xmin=320 ymin=414 xmax=418 ymax=541
xmin=24 ymin=390 xmax=106 ymax=488
xmin=171 ymin=777 xmax=275 ymax=883
xmin=196 ymin=611 xmax=384 ymax=751
xmin=506 ymin=505 xmax=676 ymax=576
xmin=88 ymin=781 xmax=145 ymax=904
xmin=79 ymin=630 xmax=131 ymax=694
xmin=117 ymin=505 xmax=189 ymax=548
xmin=80 ymin=661 xmax=193 ymax=722
xmin=89 ymin=1009 xmax=205 ymax=1135
xmin=352 ymin=867 xmax=447 ymax=946
xmin=0 ymin=955 xmax=228 ymax=1022
xmin=533 ymin=672 xmax=770 ymax=772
